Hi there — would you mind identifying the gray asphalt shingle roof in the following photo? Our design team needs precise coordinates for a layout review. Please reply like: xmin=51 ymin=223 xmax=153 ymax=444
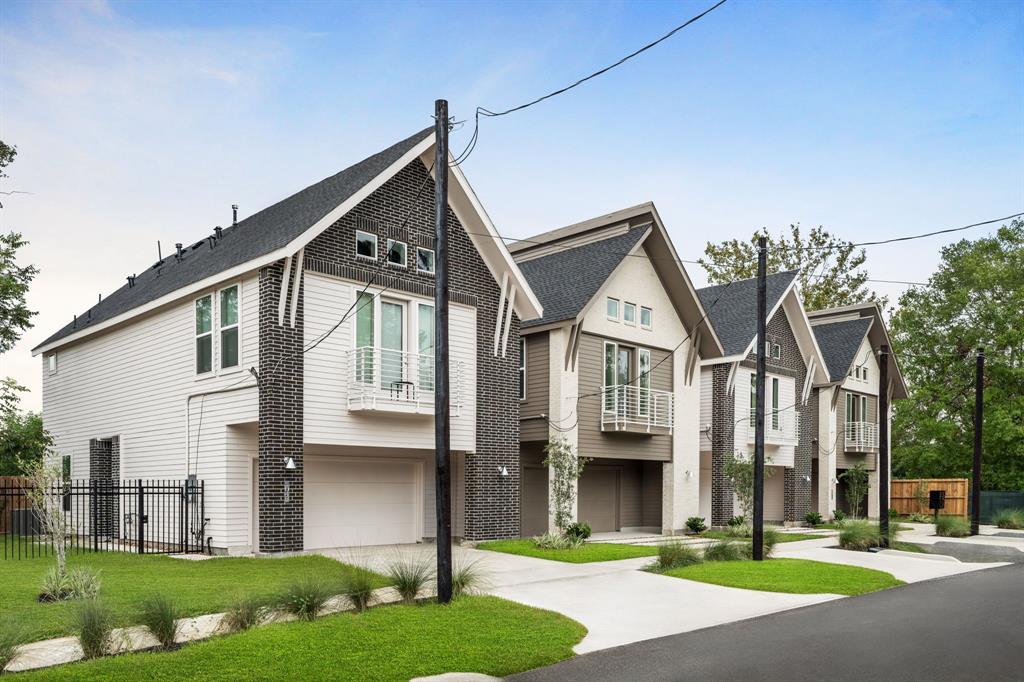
xmin=36 ymin=127 xmax=433 ymax=351
xmin=811 ymin=317 xmax=873 ymax=380
xmin=695 ymin=270 xmax=799 ymax=356
xmin=517 ymin=227 xmax=649 ymax=328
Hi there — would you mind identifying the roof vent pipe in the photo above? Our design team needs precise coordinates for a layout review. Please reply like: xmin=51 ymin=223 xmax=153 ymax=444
xmin=232 ymin=204 xmax=238 ymax=226
xmin=214 ymin=226 xmax=223 ymax=239
xmin=157 ymin=240 xmax=163 ymax=264
xmin=127 ymin=275 xmax=136 ymax=288
xmin=73 ymin=314 xmax=77 ymax=329
xmin=175 ymin=243 xmax=183 ymax=261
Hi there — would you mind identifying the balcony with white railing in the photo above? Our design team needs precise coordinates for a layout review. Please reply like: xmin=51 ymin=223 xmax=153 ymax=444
xmin=744 ymin=409 xmax=800 ymax=444
xmin=600 ymin=385 xmax=674 ymax=435
xmin=345 ymin=347 xmax=463 ymax=416
xmin=844 ymin=421 xmax=879 ymax=451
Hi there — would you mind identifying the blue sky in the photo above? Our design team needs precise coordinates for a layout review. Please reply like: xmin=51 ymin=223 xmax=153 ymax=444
xmin=1 ymin=0 xmax=1021 ymax=409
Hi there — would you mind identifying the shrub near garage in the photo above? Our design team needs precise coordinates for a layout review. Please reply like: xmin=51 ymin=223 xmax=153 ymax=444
xmin=992 ymin=508 xmax=1024 ymax=530
xmin=935 ymin=515 xmax=970 ymax=538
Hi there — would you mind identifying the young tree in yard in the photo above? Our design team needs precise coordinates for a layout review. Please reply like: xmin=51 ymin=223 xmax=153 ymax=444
xmin=840 ymin=463 xmax=870 ymax=518
xmin=698 ymin=224 xmax=884 ymax=311
xmin=18 ymin=455 xmax=70 ymax=575
xmin=723 ymin=451 xmax=775 ymax=520
xmin=0 ymin=411 xmax=52 ymax=475
xmin=542 ymin=437 xmax=591 ymax=532
xmin=891 ymin=222 xmax=1024 ymax=491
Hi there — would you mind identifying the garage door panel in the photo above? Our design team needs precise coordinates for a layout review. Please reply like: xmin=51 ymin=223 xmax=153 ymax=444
xmin=304 ymin=458 xmax=421 ymax=549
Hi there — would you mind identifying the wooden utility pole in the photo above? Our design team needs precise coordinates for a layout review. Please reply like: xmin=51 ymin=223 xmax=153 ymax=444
xmin=433 ymin=99 xmax=453 ymax=603
xmin=878 ymin=345 xmax=890 ymax=547
xmin=752 ymin=236 xmax=767 ymax=561
xmin=971 ymin=348 xmax=985 ymax=535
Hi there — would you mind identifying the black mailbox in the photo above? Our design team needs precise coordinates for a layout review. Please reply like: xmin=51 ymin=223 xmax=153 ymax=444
xmin=929 ymin=489 xmax=946 ymax=511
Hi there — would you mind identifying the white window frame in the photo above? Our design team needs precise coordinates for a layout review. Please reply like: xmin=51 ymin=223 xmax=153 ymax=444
xmin=623 ymin=302 xmax=637 ymax=326
xmin=518 ymin=337 xmax=526 ymax=401
xmin=386 ymin=239 xmax=407 ymax=268
xmin=771 ymin=342 xmax=781 ymax=360
xmin=218 ymin=283 xmax=242 ymax=372
xmin=862 ymin=367 xmax=869 ymax=382
xmin=637 ymin=348 xmax=651 ymax=416
xmin=416 ymin=247 xmax=435 ymax=274
xmin=355 ymin=230 xmax=377 ymax=261
xmin=47 ymin=353 xmax=58 ymax=374
xmin=640 ymin=306 xmax=652 ymax=330
xmin=606 ymin=297 xmax=620 ymax=321
xmin=194 ymin=293 xmax=214 ymax=376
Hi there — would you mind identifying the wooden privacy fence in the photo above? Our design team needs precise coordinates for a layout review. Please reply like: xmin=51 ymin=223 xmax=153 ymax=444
xmin=0 ymin=476 xmax=30 ymax=533
xmin=891 ymin=478 xmax=968 ymax=517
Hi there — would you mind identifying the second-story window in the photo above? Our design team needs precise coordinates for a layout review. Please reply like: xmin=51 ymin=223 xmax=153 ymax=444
xmin=416 ymin=247 xmax=435 ymax=274
xmin=47 ymin=353 xmax=58 ymax=374
xmin=623 ymin=302 xmax=637 ymax=326
xmin=356 ymin=230 xmax=377 ymax=260
xmin=519 ymin=337 xmax=526 ymax=401
xmin=386 ymin=239 xmax=407 ymax=267
xmin=220 ymin=285 xmax=239 ymax=369
xmin=771 ymin=343 xmax=781 ymax=360
xmin=638 ymin=348 xmax=651 ymax=415
xmin=640 ymin=306 xmax=652 ymax=330
xmin=606 ymin=297 xmax=620 ymax=321
xmin=195 ymin=295 xmax=213 ymax=374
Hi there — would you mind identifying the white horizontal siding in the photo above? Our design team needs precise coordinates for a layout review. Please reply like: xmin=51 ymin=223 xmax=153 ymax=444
xmin=302 ymin=272 xmax=477 ymax=451
xmin=42 ymin=274 xmax=260 ymax=551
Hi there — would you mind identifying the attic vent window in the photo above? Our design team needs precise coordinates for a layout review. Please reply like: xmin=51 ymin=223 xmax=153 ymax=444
xmin=355 ymin=230 xmax=377 ymax=260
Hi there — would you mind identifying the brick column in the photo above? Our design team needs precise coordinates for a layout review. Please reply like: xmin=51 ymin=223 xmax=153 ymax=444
xmin=258 ymin=260 xmax=305 ymax=553
xmin=710 ymin=364 xmax=735 ymax=526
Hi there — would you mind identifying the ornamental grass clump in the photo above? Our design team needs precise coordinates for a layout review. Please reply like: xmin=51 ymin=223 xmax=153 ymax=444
xmin=341 ymin=567 xmax=378 ymax=612
xmin=740 ymin=527 xmax=780 ymax=559
xmin=277 ymin=578 xmax=331 ymax=621
xmin=935 ymin=515 xmax=970 ymax=538
xmin=703 ymin=539 xmax=745 ymax=562
xmin=451 ymin=559 xmax=486 ymax=599
xmin=532 ymin=532 xmax=577 ymax=550
xmin=138 ymin=593 xmax=181 ymax=649
xmin=384 ymin=554 xmax=434 ymax=604
xmin=838 ymin=520 xmax=881 ymax=551
xmin=221 ymin=595 xmax=268 ymax=633
xmin=39 ymin=566 xmax=101 ymax=602
xmin=992 ymin=508 xmax=1024 ymax=530
xmin=0 ymin=618 xmax=25 ymax=671
xmin=654 ymin=541 xmax=703 ymax=571
xmin=75 ymin=599 xmax=114 ymax=660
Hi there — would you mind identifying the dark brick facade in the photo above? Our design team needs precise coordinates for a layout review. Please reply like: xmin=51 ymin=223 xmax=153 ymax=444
xmin=256 ymin=158 xmax=522 ymax=549
xmin=710 ymin=306 xmax=815 ymax=525
xmin=88 ymin=436 xmax=119 ymax=537
xmin=258 ymin=258 xmax=305 ymax=553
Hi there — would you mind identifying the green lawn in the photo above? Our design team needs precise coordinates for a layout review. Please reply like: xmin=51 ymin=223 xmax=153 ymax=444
xmin=2 ymin=552 xmax=389 ymax=642
xmin=664 ymin=558 xmax=903 ymax=596
xmin=700 ymin=531 xmax=821 ymax=543
xmin=20 ymin=596 xmax=585 ymax=681
xmin=476 ymin=539 xmax=658 ymax=563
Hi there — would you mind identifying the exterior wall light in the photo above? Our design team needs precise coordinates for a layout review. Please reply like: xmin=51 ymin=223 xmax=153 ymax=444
xmin=497 ymin=466 xmax=509 ymax=477
xmin=284 ymin=457 xmax=296 ymax=470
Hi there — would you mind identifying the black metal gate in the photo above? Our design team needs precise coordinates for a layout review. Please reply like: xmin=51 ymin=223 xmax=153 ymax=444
xmin=1 ymin=478 xmax=206 ymax=559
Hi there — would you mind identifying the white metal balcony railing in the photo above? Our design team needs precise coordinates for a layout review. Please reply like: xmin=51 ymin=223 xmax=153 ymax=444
xmin=345 ymin=347 xmax=463 ymax=415
xmin=745 ymin=409 xmax=800 ymax=444
xmin=600 ymin=385 xmax=674 ymax=433
xmin=845 ymin=421 xmax=879 ymax=450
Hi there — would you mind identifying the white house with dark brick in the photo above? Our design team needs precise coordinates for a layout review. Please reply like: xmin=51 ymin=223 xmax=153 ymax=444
xmin=33 ymin=128 xmax=543 ymax=554
xmin=696 ymin=271 xmax=830 ymax=526
xmin=510 ymin=204 xmax=726 ymax=536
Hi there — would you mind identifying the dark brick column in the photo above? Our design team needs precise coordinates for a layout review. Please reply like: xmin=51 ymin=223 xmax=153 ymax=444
xmin=710 ymin=364 xmax=735 ymax=526
xmin=88 ymin=437 xmax=119 ymax=537
xmin=258 ymin=259 xmax=305 ymax=553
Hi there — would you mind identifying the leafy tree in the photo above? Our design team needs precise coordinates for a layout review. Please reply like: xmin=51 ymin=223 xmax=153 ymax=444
xmin=542 ymin=437 xmax=591 ymax=532
xmin=0 ymin=411 xmax=52 ymax=475
xmin=891 ymin=222 xmax=1024 ymax=490
xmin=722 ymin=450 xmax=775 ymax=519
xmin=698 ymin=224 xmax=883 ymax=311
xmin=840 ymin=463 xmax=870 ymax=518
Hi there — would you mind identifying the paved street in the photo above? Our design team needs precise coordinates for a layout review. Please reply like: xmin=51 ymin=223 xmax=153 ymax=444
xmin=512 ymin=562 xmax=1024 ymax=682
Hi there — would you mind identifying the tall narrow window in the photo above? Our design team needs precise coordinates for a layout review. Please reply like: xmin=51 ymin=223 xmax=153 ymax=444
xmin=638 ymin=349 xmax=651 ymax=416
xmin=623 ymin=302 xmax=636 ymax=326
xmin=355 ymin=291 xmax=375 ymax=384
xmin=846 ymin=392 xmax=855 ymax=422
xmin=771 ymin=377 xmax=780 ymax=429
xmin=518 ymin=337 xmax=526 ymax=401
xmin=195 ymin=295 xmax=213 ymax=374
xmin=640 ymin=306 xmax=652 ymax=330
xmin=861 ymin=395 xmax=868 ymax=423
xmin=418 ymin=303 xmax=434 ymax=391
xmin=380 ymin=300 xmax=405 ymax=389
xmin=603 ymin=342 xmax=617 ymax=411
xmin=862 ymin=367 xmax=868 ymax=382
xmin=47 ymin=353 xmax=57 ymax=374
xmin=61 ymin=454 xmax=72 ymax=511
xmin=220 ymin=285 xmax=239 ymax=369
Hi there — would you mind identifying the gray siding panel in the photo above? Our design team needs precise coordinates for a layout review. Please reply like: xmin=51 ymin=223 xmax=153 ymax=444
xmin=520 ymin=332 xmax=550 ymax=443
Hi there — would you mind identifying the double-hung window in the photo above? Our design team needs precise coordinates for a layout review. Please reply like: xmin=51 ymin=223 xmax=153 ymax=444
xmin=220 ymin=285 xmax=239 ymax=369
xmin=195 ymin=295 xmax=213 ymax=374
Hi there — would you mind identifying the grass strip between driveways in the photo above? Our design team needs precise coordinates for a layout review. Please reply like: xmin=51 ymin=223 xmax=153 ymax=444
xmin=2 ymin=552 xmax=391 ymax=643
xmin=19 ymin=596 xmax=586 ymax=681
xmin=664 ymin=558 xmax=904 ymax=596
xmin=476 ymin=539 xmax=658 ymax=563
xmin=699 ymin=531 xmax=822 ymax=543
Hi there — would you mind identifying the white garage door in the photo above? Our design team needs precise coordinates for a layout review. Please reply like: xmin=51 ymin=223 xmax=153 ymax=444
xmin=305 ymin=458 xmax=420 ymax=549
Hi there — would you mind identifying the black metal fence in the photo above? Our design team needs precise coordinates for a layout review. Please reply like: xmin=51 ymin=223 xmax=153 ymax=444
xmin=1 ymin=478 xmax=206 ymax=559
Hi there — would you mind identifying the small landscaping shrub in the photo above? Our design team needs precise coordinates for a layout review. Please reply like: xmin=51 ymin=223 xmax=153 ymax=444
xmin=992 ymin=508 xmax=1024 ymax=530
xmin=685 ymin=517 xmax=707 ymax=534
xmin=725 ymin=524 xmax=752 ymax=538
xmin=221 ymin=595 xmax=268 ymax=633
xmin=703 ymin=539 xmax=744 ymax=562
xmin=838 ymin=520 xmax=881 ymax=551
xmin=727 ymin=515 xmax=746 ymax=527
xmin=340 ymin=567 xmax=377 ymax=612
xmin=451 ymin=559 xmax=486 ymax=599
xmin=655 ymin=541 xmax=702 ymax=570
xmin=565 ymin=521 xmax=592 ymax=543
xmin=805 ymin=511 xmax=823 ymax=526
xmin=832 ymin=510 xmax=847 ymax=524
xmin=0 ymin=618 xmax=25 ymax=671
xmin=277 ymin=578 xmax=331 ymax=621
xmin=384 ymin=554 xmax=434 ymax=604
xmin=739 ymin=528 xmax=781 ymax=560
xmin=75 ymin=599 xmax=114 ymax=660
xmin=907 ymin=513 xmax=932 ymax=523
xmin=532 ymin=532 xmax=577 ymax=550
xmin=138 ymin=593 xmax=181 ymax=650
xmin=935 ymin=515 xmax=970 ymax=538
xmin=39 ymin=566 xmax=102 ymax=602
xmin=888 ymin=507 xmax=899 ymax=520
